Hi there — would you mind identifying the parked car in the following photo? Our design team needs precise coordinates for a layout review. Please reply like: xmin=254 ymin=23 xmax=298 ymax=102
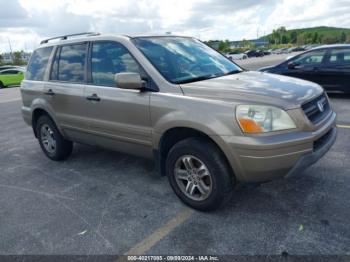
xmin=0 ymin=68 xmax=25 ymax=88
xmin=292 ymin=47 xmax=305 ymax=52
xmin=21 ymin=33 xmax=337 ymax=211
xmin=272 ymin=48 xmax=283 ymax=54
xmin=259 ymin=44 xmax=350 ymax=93
xmin=244 ymin=50 xmax=264 ymax=57
xmin=0 ymin=65 xmax=20 ymax=71
xmin=226 ymin=51 xmax=248 ymax=60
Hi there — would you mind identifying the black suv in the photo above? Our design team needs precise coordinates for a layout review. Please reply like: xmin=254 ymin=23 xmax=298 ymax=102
xmin=260 ymin=44 xmax=350 ymax=93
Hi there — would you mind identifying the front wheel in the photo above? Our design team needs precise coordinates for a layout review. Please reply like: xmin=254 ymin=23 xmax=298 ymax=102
xmin=166 ymin=137 xmax=234 ymax=211
xmin=36 ymin=115 xmax=73 ymax=161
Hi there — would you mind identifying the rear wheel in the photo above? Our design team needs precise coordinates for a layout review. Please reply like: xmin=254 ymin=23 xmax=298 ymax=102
xmin=166 ymin=137 xmax=234 ymax=211
xmin=36 ymin=115 xmax=73 ymax=161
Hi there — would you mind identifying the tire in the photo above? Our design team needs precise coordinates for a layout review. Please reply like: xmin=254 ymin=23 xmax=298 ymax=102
xmin=0 ymin=81 xmax=4 ymax=89
xmin=36 ymin=115 xmax=73 ymax=161
xmin=166 ymin=137 xmax=234 ymax=211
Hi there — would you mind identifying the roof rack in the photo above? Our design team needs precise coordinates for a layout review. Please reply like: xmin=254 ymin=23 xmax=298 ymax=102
xmin=40 ymin=32 xmax=100 ymax=44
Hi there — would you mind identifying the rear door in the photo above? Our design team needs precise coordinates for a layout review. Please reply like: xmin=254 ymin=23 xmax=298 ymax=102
xmin=321 ymin=48 xmax=350 ymax=92
xmin=84 ymin=41 xmax=153 ymax=157
xmin=45 ymin=43 xmax=90 ymax=139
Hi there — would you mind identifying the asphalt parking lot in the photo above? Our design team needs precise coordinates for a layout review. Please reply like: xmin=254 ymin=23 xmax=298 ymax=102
xmin=1 ymin=57 xmax=350 ymax=257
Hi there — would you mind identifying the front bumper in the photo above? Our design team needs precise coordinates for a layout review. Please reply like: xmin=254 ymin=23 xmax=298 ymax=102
xmin=219 ymin=111 xmax=337 ymax=182
xmin=285 ymin=126 xmax=337 ymax=178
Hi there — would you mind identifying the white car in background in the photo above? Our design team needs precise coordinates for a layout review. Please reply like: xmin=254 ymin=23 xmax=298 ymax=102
xmin=226 ymin=52 xmax=248 ymax=60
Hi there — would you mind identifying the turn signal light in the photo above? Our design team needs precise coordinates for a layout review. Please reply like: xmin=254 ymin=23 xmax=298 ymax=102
xmin=238 ymin=118 xmax=263 ymax=133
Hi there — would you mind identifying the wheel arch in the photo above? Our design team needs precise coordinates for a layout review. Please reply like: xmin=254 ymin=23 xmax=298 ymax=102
xmin=156 ymin=127 xmax=234 ymax=179
xmin=31 ymin=108 xmax=56 ymax=138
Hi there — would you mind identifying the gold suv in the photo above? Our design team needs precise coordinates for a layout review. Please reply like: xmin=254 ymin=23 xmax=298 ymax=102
xmin=21 ymin=33 xmax=337 ymax=210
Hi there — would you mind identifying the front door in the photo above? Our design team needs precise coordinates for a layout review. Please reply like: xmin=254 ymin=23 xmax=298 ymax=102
xmin=284 ymin=49 xmax=327 ymax=86
xmin=84 ymin=41 xmax=152 ymax=158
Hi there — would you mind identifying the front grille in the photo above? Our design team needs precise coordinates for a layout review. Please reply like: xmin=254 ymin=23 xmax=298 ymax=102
xmin=302 ymin=93 xmax=330 ymax=124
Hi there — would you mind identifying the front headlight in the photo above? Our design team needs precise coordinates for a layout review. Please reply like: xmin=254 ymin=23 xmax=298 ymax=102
xmin=236 ymin=105 xmax=296 ymax=133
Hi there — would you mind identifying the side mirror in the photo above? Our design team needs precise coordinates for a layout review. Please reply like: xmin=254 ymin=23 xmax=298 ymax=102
xmin=115 ymin=72 xmax=144 ymax=90
xmin=287 ymin=61 xmax=298 ymax=69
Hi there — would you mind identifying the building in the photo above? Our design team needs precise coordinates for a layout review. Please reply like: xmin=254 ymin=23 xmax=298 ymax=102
xmin=1 ymin=53 xmax=13 ymax=63
xmin=229 ymin=39 xmax=269 ymax=48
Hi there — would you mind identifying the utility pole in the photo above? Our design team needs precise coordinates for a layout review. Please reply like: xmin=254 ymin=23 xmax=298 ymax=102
xmin=7 ymin=37 xmax=13 ymax=63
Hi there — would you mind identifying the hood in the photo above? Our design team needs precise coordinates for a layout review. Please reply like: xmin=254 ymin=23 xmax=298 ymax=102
xmin=180 ymin=71 xmax=323 ymax=109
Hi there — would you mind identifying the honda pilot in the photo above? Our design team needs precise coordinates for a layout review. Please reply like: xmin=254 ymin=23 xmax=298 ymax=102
xmin=21 ymin=33 xmax=337 ymax=211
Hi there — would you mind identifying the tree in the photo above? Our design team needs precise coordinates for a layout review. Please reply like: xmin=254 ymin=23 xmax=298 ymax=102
xmin=0 ymin=54 xmax=3 ymax=64
xmin=290 ymin=31 xmax=297 ymax=44
xmin=270 ymin=29 xmax=280 ymax=44
xmin=278 ymin=26 xmax=287 ymax=44
xmin=318 ymin=34 xmax=324 ymax=43
xmin=322 ymin=35 xmax=338 ymax=44
xmin=241 ymin=39 xmax=251 ymax=48
xmin=297 ymin=33 xmax=306 ymax=45
xmin=13 ymin=51 xmax=23 ymax=65
xmin=218 ymin=40 xmax=232 ymax=52
xmin=340 ymin=32 xmax=347 ymax=43
xmin=346 ymin=34 xmax=350 ymax=44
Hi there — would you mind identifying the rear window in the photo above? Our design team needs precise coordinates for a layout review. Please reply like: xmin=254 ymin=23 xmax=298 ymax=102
xmin=50 ymin=43 xmax=87 ymax=83
xmin=26 ymin=47 xmax=53 ymax=81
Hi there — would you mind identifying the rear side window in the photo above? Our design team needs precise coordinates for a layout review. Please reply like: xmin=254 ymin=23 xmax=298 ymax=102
xmin=50 ymin=43 xmax=87 ymax=83
xmin=329 ymin=49 xmax=350 ymax=64
xmin=26 ymin=47 xmax=53 ymax=81
xmin=0 ymin=70 xmax=19 ymax=75
xmin=90 ymin=42 xmax=141 ymax=87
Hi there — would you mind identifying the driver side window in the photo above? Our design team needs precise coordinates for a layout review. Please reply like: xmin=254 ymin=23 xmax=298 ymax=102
xmin=293 ymin=50 xmax=326 ymax=66
xmin=91 ymin=41 xmax=141 ymax=87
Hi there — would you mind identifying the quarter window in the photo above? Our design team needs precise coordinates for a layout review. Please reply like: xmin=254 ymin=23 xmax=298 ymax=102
xmin=90 ymin=42 xmax=141 ymax=87
xmin=26 ymin=47 xmax=53 ymax=81
xmin=50 ymin=43 xmax=87 ymax=83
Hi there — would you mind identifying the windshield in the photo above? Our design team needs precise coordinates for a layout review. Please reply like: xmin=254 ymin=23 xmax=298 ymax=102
xmin=133 ymin=37 xmax=242 ymax=84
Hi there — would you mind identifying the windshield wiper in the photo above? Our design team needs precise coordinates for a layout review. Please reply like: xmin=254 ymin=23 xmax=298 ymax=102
xmin=176 ymin=70 xmax=242 ymax=84
xmin=175 ymin=74 xmax=218 ymax=84
xmin=223 ymin=70 xmax=242 ymax=76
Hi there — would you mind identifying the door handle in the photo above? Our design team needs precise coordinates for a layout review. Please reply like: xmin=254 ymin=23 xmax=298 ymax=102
xmin=44 ymin=89 xmax=55 ymax=96
xmin=86 ymin=94 xmax=101 ymax=102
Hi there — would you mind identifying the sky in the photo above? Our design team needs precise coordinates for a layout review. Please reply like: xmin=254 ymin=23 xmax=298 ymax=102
xmin=0 ymin=0 xmax=350 ymax=52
